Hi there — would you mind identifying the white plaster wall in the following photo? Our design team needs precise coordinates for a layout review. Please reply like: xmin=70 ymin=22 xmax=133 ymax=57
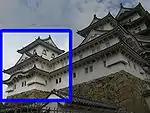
xmin=7 ymin=72 xmax=69 ymax=96
xmin=130 ymin=13 xmax=141 ymax=22
xmin=87 ymin=30 xmax=106 ymax=41
xmin=121 ymin=13 xmax=141 ymax=24
xmin=7 ymin=52 xmax=147 ymax=97
xmin=27 ymin=76 xmax=46 ymax=85
xmin=16 ymin=53 xmax=29 ymax=65
xmin=140 ymin=23 xmax=147 ymax=30
xmin=73 ymin=37 xmax=120 ymax=63
xmin=29 ymin=45 xmax=59 ymax=60
xmin=103 ymin=23 xmax=114 ymax=30
xmin=97 ymin=23 xmax=113 ymax=30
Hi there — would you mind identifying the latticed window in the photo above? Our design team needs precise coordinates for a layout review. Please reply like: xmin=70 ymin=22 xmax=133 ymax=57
xmin=85 ymin=67 xmax=88 ymax=74
xmin=14 ymin=84 xmax=16 ymax=89
xmin=22 ymin=81 xmax=26 ymax=87
xmin=103 ymin=61 xmax=106 ymax=67
xmin=59 ymin=78 xmax=61 ymax=83
xmin=56 ymin=79 xmax=58 ymax=84
xmin=73 ymin=72 xmax=76 ymax=78
xmin=89 ymin=66 xmax=93 ymax=72
xmin=106 ymin=41 xmax=110 ymax=47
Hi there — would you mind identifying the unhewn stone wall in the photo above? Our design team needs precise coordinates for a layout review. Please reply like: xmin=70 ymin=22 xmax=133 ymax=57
xmin=7 ymin=89 xmax=50 ymax=99
xmin=62 ymin=70 xmax=150 ymax=113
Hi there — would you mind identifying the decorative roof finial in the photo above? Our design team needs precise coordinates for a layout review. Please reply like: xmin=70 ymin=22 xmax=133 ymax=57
xmin=48 ymin=35 xmax=51 ymax=39
xmin=38 ymin=36 xmax=40 ymax=39
xmin=120 ymin=3 xmax=123 ymax=8
xmin=33 ymin=64 xmax=37 ymax=68
xmin=94 ymin=14 xmax=97 ymax=18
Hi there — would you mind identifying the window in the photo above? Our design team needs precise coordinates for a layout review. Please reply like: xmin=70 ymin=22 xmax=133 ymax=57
xmin=42 ymin=49 xmax=47 ymax=55
xmin=133 ymin=63 xmax=136 ymax=70
xmin=45 ymin=80 xmax=47 ymax=85
xmin=92 ymin=48 xmax=95 ymax=53
xmin=61 ymin=61 xmax=64 ymax=66
xmin=103 ymin=61 xmax=106 ymax=67
xmin=59 ymin=78 xmax=61 ymax=83
xmin=89 ymin=66 xmax=93 ymax=72
xmin=24 ymin=81 xmax=26 ymax=86
xmin=79 ymin=54 xmax=83 ymax=59
xmin=96 ymin=45 xmax=100 ymax=51
xmin=22 ymin=82 xmax=24 ymax=87
xmin=128 ymin=60 xmax=131 ymax=67
xmin=73 ymin=72 xmax=76 ymax=78
xmin=22 ymin=81 xmax=26 ymax=87
xmin=85 ymin=67 xmax=88 ymax=74
xmin=14 ymin=84 xmax=16 ymax=89
xmin=51 ymin=53 xmax=55 ymax=58
xmin=56 ymin=79 xmax=58 ymax=84
xmin=33 ymin=49 xmax=37 ymax=54
xmin=106 ymin=41 xmax=110 ymax=47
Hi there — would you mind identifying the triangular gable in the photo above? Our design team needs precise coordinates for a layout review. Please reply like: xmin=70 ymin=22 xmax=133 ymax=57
xmin=77 ymin=13 xmax=118 ymax=38
xmin=89 ymin=14 xmax=100 ymax=25
xmin=15 ymin=53 xmax=30 ymax=65
xmin=17 ymin=37 xmax=64 ymax=55
xmin=79 ymin=14 xmax=118 ymax=45
xmin=80 ymin=30 xmax=108 ymax=45
xmin=116 ymin=2 xmax=145 ymax=20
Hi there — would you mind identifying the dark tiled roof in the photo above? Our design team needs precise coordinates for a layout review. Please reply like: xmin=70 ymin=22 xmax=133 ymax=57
xmin=46 ymin=89 xmax=118 ymax=110
xmin=17 ymin=37 xmax=64 ymax=54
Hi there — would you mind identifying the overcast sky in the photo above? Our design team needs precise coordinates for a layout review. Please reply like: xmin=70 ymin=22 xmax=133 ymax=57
xmin=1 ymin=0 xmax=150 ymax=98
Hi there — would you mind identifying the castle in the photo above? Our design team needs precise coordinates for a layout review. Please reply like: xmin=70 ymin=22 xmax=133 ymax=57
xmin=3 ymin=3 xmax=150 ymax=99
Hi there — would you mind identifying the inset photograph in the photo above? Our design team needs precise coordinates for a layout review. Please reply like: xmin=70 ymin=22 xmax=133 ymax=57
xmin=3 ymin=32 xmax=70 ymax=100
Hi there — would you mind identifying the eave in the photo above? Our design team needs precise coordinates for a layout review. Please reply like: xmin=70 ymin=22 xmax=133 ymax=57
xmin=3 ymin=54 xmax=38 ymax=75
xmin=3 ymin=65 xmax=49 ymax=84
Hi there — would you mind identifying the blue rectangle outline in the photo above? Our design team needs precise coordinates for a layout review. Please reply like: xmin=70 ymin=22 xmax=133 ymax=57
xmin=0 ymin=28 xmax=73 ymax=102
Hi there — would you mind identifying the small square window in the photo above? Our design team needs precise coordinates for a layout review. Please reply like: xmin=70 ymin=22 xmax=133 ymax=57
xmin=85 ymin=68 xmax=88 ymax=74
xmin=22 ymin=82 xmax=24 ymax=87
xmin=59 ymin=78 xmax=61 ymax=83
xmin=134 ymin=63 xmax=136 ymax=70
xmin=24 ymin=81 xmax=26 ymax=86
xmin=45 ymin=80 xmax=47 ymax=85
xmin=56 ymin=79 xmax=58 ymax=84
xmin=79 ymin=54 xmax=83 ymax=59
xmin=89 ymin=66 xmax=93 ymax=72
xmin=103 ymin=61 xmax=106 ymax=67
xmin=14 ymin=84 xmax=16 ymax=89
xmin=106 ymin=41 xmax=110 ymax=47
xmin=73 ymin=72 xmax=76 ymax=78
xmin=92 ymin=48 xmax=95 ymax=53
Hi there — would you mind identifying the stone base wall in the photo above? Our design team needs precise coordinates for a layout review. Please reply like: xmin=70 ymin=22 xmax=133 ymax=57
xmin=62 ymin=70 xmax=150 ymax=113
xmin=7 ymin=89 xmax=50 ymax=99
